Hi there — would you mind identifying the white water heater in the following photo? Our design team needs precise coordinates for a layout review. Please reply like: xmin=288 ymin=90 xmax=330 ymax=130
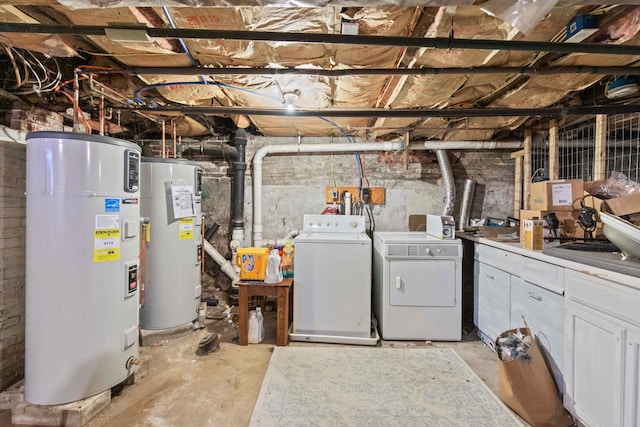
xmin=25 ymin=132 xmax=141 ymax=405
xmin=139 ymin=158 xmax=202 ymax=330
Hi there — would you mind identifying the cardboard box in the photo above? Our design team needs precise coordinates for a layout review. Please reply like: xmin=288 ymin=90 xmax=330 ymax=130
xmin=522 ymin=220 xmax=543 ymax=250
xmin=519 ymin=209 xmax=584 ymax=244
xmin=584 ymin=180 xmax=640 ymax=216
xmin=602 ymin=193 xmax=640 ymax=216
xmin=529 ymin=179 xmax=584 ymax=211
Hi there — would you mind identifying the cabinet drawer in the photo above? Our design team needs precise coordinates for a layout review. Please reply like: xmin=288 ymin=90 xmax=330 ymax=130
xmin=474 ymin=261 xmax=511 ymax=344
xmin=511 ymin=276 xmax=565 ymax=391
xmin=566 ymin=269 xmax=640 ymax=328
xmin=474 ymin=243 xmax=522 ymax=276
xmin=520 ymin=257 xmax=565 ymax=295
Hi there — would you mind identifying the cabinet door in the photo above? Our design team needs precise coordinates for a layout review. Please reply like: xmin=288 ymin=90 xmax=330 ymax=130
xmin=624 ymin=328 xmax=640 ymax=427
xmin=474 ymin=260 xmax=510 ymax=348
xmin=511 ymin=276 xmax=565 ymax=394
xmin=565 ymin=302 xmax=624 ymax=427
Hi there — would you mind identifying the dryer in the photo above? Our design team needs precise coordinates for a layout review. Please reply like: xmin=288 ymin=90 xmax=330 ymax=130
xmin=373 ymin=232 xmax=462 ymax=341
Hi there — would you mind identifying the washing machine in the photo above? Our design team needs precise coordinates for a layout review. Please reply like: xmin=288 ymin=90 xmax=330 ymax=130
xmin=373 ymin=231 xmax=462 ymax=341
xmin=290 ymin=214 xmax=378 ymax=345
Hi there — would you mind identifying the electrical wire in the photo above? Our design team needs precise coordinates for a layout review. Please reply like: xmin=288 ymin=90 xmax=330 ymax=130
xmin=365 ymin=203 xmax=375 ymax=233
xmin=161 ymin=6 xmax=207 ymax=85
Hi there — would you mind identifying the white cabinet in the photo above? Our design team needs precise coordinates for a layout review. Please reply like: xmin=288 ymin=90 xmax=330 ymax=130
xmin=565 ymin=302 xmax=624 ymax=427
xmin=474 ymin=260 xmax=511 ymax=349
xmin=474 ymin=242 xmax=566 ymax=393
xmin=511 ymin=276 xmax=565 ymax=393
xmin=564 ymin=269 xmax=640 ymax=427
xmin=624 ymin=328 xmax=640 ymax=427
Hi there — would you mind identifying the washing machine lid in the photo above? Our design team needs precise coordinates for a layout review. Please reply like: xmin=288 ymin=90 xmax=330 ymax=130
xmin=374 ymin=231 xmax=457 ymax=244
xmin=296 ymin=232 xmax=371 ymax=244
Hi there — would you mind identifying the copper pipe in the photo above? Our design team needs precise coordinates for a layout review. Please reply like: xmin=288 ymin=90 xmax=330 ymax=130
xmin=161 ymin=120 xmax=166 ymax=158
xmin=99 ymin=95 xmax=105 ymax=136
xmin=73 ymin=69 xmax=80 ymax=131
xmin=172 ymin=118 xmax=177 ymax=159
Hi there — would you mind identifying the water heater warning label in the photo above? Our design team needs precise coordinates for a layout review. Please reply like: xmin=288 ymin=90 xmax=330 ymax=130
xmin=179 ymin=218 xmax=194 ymax=240
xmin=94 ymin=214 xmax=121 ymax=262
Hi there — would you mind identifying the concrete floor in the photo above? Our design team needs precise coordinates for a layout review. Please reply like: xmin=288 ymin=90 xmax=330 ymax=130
xmin=4 ymin=308 xmax=512 ymax=427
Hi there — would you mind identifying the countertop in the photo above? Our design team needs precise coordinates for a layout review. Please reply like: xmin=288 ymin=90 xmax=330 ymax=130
xmin=458 ymin=232 xmax=640 ymax=284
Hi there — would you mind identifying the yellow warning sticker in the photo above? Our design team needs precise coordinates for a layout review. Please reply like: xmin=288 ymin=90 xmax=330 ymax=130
xmin=94 ymin=248 xmax=121 ymax=262
xmin=94 ymin=228 xmax=121 ymax=262
xmin=179 ymin=218 xmax=194 ymax=240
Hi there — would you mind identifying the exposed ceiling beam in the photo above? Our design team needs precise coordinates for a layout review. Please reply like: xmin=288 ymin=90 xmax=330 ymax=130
xmin=112 ymin=66 xmax=640 ymax=77
xmin=135 ymin=104 xmax=640 ymax=118
xmin=3 ymin=23 xmax=640 ymax=56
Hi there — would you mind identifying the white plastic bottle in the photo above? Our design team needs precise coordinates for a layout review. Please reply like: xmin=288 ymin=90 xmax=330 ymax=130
xmin=248 ymin=310 xmax=260 ymax=344
xmin=264 ymin=249 xmax=283 ymax=283
xmin=256 ymin=306 xmax=265 ymax=342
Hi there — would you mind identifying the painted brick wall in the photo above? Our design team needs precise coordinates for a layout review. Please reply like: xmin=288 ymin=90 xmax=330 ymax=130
xmin=0 ymin=130 xmax=27 ymax=391
xmin=241 ymin=136 xmax=515 ymax=241
xmin=189 ymin=135 xmax=514 ymax=293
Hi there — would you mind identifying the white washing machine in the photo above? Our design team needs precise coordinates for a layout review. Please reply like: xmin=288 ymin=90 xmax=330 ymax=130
xmin=290 ymin=214 xmax=378 ymax=345
xmin=373 ymin=231 xmax=462 ymax=341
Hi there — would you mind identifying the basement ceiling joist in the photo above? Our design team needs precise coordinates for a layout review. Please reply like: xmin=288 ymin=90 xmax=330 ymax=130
xmin=1 ymin=3 xmax=640 ymax=141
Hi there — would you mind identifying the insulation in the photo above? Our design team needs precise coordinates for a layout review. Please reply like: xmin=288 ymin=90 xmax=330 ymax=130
xmin=0 ymin=6 xmax=77 ymax=57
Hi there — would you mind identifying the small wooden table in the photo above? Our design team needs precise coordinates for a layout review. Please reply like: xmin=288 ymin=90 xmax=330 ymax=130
xmin=237 ymin=278 xmax=293 ymax=346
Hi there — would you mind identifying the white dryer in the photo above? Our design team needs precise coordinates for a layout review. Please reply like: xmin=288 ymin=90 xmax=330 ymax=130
xmin=373 ymin=231 xmax=462 ymax=341
xmin=290 ymin=214 xmax=378 ymax=345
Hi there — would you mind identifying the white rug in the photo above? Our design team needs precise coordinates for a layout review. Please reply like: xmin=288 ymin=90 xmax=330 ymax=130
xmin=250 ymin=347 xmax=524 ymax=427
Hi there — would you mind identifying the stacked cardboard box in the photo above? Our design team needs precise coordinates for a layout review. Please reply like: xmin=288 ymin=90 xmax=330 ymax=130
xmin=524 ymin=180 xmax=586 ymax=247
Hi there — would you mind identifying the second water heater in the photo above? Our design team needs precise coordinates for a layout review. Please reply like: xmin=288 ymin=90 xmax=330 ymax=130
xmin=140 ymin=158 xmax=203 ymax=330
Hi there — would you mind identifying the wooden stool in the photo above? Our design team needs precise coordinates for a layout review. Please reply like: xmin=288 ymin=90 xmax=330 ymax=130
xmin=238 ymin=278 xmax=293 ymax=346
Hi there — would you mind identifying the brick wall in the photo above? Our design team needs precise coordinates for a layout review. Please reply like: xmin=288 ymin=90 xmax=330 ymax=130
xmin=0 ymin=129 xmax=27 ymax=391
xmin=145 ymin=135 xmax=515 ymax=294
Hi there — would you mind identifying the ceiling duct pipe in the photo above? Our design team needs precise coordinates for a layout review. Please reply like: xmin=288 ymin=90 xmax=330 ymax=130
xmin=252 ymin=141 xmax=403 ymax=247
xmin=417 ymin=141 xmax=523 ymax=150
xmin=436 ymin=150 xmax=455 ymax=217
xmin=458 ymin=179 xmax=477 ymax=231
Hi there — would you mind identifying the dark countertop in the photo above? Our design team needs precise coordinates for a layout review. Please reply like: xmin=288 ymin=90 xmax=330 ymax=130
xmin=542 ymin=246 xmax=640 ymax=278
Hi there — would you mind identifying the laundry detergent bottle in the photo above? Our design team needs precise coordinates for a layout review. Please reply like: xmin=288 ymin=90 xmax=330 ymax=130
xmin=264 ymin=249 xmax=283 ymax=283
xmin=281 ymin=241 xmax=294 ymax=279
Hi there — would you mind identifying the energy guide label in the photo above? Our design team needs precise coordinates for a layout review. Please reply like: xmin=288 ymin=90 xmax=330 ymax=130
xmin=94 ymin=214 xmax=121 ymax=262
xmin=179 ymin=218 xmax=194 ymax=240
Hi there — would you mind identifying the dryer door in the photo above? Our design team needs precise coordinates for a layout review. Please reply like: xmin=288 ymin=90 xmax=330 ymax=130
xmin=389 ymin=259 xmax=456 ymax=307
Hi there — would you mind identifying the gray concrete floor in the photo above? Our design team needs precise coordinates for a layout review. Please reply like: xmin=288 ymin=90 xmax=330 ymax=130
xmin=3 ymin=308 xmax=513 ymax=427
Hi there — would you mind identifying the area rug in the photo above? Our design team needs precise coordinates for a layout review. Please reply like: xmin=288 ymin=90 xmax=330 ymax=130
xmin=250 ymin=347 xmax=523 ymax=426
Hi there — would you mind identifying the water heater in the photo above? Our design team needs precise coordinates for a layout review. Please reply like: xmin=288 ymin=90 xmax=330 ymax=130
xmin=139 ymin=158 xmax=202 ymax=330
xmin=25 ymin=132 xmax=141 ymax=405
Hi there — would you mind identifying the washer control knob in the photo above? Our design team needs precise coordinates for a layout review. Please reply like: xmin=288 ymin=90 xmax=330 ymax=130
xmin=425 ymin=248 xmax=431 ymax=254
xmin=436 ymin=249 xmax=442 ymax=254
xmin=350 ymin=221 xmax=358 ymax=228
